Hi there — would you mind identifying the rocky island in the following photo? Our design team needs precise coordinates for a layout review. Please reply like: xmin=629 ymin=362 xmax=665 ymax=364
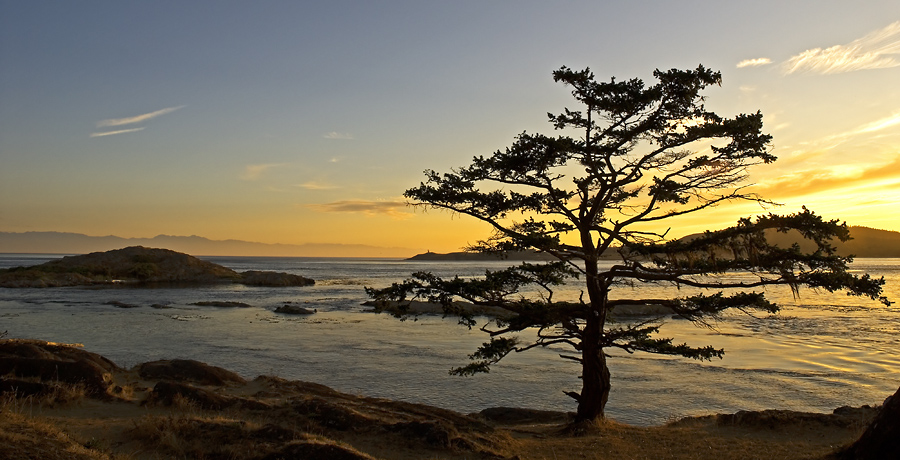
xmin=0 ymin=246 xmax=314 ymax=288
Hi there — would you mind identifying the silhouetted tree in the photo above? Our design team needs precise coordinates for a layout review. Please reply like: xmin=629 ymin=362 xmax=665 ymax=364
xmin=367 ymin=66 xmax=889 ymax=424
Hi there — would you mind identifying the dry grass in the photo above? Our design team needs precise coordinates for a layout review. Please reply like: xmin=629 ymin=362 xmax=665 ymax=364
xmin=0 ymin=377 xmax=90 ymax=408
xmin=0 ymin=410 xmax=116 ymax=460
xmin=502 ymin=417 xmax=864 ymax=460
xmin=130 ymin=414 xmax=265 ymax=458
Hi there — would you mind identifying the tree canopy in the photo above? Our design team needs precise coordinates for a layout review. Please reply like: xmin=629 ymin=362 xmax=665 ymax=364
xmin=367 ymin=65 xmax=889 ymax=424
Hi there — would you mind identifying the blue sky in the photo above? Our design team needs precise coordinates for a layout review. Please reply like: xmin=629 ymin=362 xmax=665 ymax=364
xmin=2 ymin=1 xmax=899 ymax=255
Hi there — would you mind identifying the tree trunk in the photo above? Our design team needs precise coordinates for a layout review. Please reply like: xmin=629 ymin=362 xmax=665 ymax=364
xmin=576 ymin=242 xmax=611 ymax=422
xmin=575 ymin=312 xmax=611 ymax=422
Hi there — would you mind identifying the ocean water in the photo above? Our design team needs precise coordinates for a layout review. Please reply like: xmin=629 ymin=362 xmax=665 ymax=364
xmin=1 ymin=254 xmax=898 ymax=426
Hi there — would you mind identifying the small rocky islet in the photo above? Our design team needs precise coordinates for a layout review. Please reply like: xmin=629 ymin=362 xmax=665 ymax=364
xmin=0 ymin=246 xmax=314 ymax=288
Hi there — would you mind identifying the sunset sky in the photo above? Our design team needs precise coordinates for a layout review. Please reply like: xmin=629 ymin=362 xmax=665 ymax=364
xmin=2 ymin=1 xmax=899 ymax=256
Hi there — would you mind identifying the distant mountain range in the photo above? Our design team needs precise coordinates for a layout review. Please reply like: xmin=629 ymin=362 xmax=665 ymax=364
xmin=0 ymin=232 xmax=418 ymax=258
xmin=4 ymin=226 xmax=899 ymax=260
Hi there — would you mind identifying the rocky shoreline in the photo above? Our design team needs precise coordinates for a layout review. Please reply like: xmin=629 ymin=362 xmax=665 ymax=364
xmin=1 ymin=337 xmax=897 ymax=459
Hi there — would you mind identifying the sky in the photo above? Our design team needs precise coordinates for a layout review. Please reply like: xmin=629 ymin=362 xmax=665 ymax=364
xmin=1 ymin=1 xmax=899 ymax=256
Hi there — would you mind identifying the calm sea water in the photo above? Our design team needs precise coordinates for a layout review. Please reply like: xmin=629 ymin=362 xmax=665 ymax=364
xmin=1 ymin=254 xmax=898 ymax=426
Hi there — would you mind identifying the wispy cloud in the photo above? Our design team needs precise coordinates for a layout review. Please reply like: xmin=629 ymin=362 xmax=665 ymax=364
xmin=296 ymin=182 xmax=338 ymax=190
xmin=241 ymin=163 xmax=289 ymax=181
xmin=736 ymin=58 xmax=772 ymax=68
xmin=96 ymin=105 xmax=186 ymax=128
xmin=851 ymin=112 xmax=900 ymax=135
xmin=752 ymin=155 xmax=900 ymax=198
xmin=306 ymin=200 xmax=410 ymax=219
xmin=817 ymin=112 xmax=900 ymax=148
xmin=784 ymin=21 xmax=900 ymax=74
xmin=89 ymin=127 xmax=145 ymax=138
xmin=323 ymin=131 xmax=354 ymax=140
xmin=774 ymin=112 xmax=900 ymax=156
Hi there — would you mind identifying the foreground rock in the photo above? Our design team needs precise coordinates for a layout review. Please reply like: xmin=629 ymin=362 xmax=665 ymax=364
xmin=0 ymin=246 xmax=314 ymax=288
xmin=833 ymin=386 xmax=900 ymax=460
xmin=137 ymin=359 xmax=247 ymax=386
xmin=0 ymin=339 xmax=120 ymax=396
xmin=146 ymin=381 xmax=269 ymax=411
xmin=712 ymin=407 xmax=878 ymax=429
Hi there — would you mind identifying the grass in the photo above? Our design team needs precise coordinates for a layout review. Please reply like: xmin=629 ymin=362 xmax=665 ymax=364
xmin=0 ymin=409 xmax=117 ymax=460
xmin=0 ymin=380 xmax=89 ymax=413
xmin=502 ymin=417 xmax=864 ymax=460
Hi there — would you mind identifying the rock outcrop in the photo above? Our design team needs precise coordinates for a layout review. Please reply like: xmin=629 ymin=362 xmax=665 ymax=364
xmin=0 ymin=339 xmax=120 ymax=396
xmin=714 ymin=407 xmax=877 ymax=429
xmin=145 ymin=381 xmax=268 ymax=411
xmin=191 ymin=301 xmax=254 ymax=308
xmin=834 ymin=386 xmax=900 ymax=459
xmin=274 ymin=304 xmax=316 ymax=315
xmin=137 ymin=359 xmax=247 ymax=386
xmin=240 ymin=270 xmax=314 ymax=287
xmin=0 ymin=246 xmax=314 ymax=288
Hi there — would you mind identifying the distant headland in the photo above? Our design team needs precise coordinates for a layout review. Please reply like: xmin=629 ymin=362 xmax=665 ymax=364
xmin=731 ymin=226 xmax=900 ymax=258
xmin=406 ymin=226 xmax=900 ymax=260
